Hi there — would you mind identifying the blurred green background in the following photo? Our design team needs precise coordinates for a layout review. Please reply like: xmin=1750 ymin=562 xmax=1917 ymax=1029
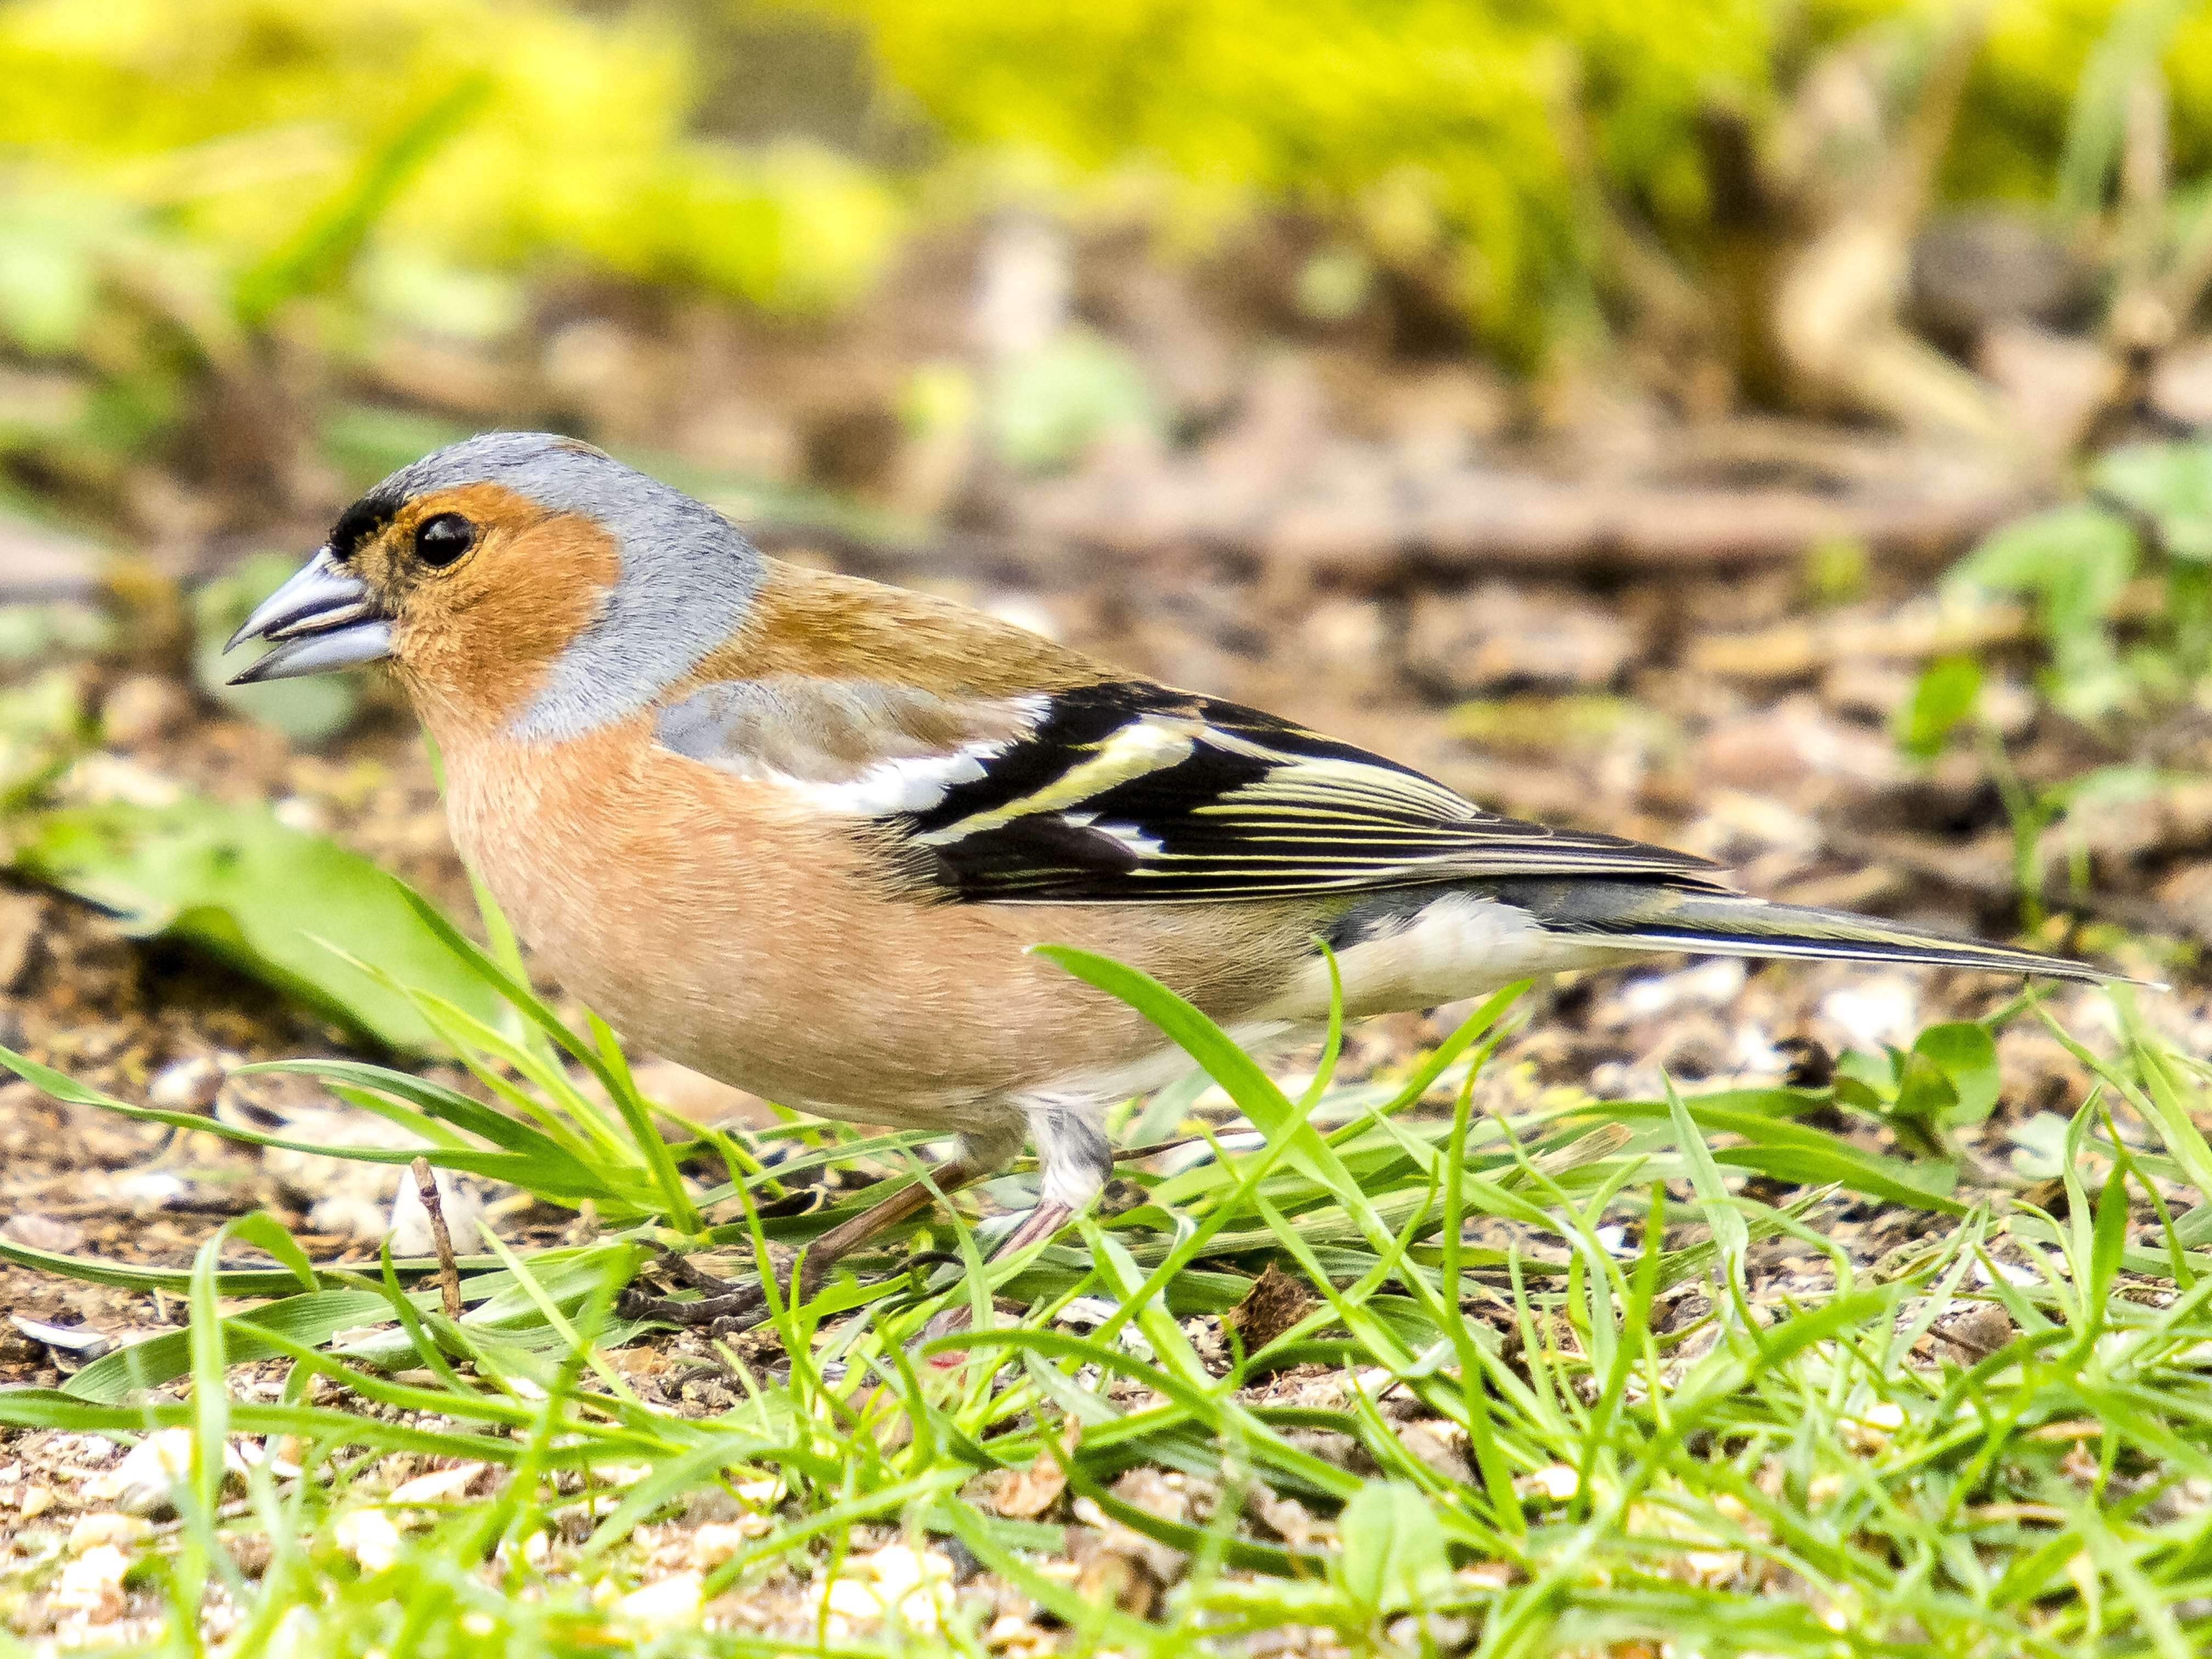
xmin=2 ymin=0 xmax=2208 ymax=531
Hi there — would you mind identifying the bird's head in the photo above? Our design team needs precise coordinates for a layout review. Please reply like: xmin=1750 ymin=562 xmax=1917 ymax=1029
xmin=226 ymin=432 xmax=761 ymax=741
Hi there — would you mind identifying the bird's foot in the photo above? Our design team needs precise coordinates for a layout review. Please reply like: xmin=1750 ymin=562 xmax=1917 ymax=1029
xmin=617 ymin=1244 xmax=798 ymax=1338
xmin=618 ymin=1242 xmax=958 ymax=1339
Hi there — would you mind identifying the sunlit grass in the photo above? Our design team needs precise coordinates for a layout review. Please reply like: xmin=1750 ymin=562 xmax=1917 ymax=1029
xmin=2 ymin=896 xmax=2210 ymax=1655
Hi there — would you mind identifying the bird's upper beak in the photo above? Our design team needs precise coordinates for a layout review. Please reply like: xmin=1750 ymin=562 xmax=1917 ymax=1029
xmin=224 ymin=549 xmax=394 ymax=685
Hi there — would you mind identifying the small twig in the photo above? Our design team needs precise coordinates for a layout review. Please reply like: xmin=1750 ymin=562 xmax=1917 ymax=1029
xmin=410 ymin=1156 xmax=463 ymax=1322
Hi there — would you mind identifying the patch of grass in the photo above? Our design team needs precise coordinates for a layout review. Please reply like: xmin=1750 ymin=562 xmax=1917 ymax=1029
xmin=2 ymin=907 xmax=2210 ymax=1652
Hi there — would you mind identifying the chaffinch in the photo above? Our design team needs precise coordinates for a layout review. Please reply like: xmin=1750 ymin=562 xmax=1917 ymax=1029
xmin=228 ymin=431 xmax=2111 ymax=1324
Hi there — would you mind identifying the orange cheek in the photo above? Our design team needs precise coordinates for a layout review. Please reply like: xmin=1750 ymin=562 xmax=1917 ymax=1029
xmin=391 ymin=512 xmax=620 ymax=732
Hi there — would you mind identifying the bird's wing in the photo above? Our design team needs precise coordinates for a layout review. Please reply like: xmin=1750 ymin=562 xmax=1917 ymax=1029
xmin=656 ymin=677 xmax=1722 ymax=902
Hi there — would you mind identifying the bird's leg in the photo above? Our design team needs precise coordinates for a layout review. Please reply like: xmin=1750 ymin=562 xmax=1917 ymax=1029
xmin=919 ymin=1101 xmax=1112 ymax=1349
xmin=618 ymin=1125 xmax=1020 ymax=1334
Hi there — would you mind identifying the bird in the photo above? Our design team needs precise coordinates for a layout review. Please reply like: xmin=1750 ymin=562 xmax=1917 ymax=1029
xmin=227 ymin=431 xmax=2119 ymax=1328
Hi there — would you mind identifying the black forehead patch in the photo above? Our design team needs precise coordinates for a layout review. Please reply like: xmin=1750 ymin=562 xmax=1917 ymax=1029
xmin=328 ymin=492 xmax=401 ymax=563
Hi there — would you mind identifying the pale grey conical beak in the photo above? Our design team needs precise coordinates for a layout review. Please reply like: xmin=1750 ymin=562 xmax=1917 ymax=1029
xmin=224 ymin=549 xmax=394 ymax=685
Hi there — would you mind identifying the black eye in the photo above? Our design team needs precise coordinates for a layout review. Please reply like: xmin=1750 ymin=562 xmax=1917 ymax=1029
xmin=415 ymin=512 xmax=476 ymax=568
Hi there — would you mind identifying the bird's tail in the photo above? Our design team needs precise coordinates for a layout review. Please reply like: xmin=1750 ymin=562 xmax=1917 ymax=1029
xmin=1499 ymin=879 xmax=2130 ymax=986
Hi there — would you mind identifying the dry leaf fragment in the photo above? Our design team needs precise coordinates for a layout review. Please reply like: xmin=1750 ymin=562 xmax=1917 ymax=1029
xmin=1069 ymin=1525 xmax=1171 ymax=1621
xmin=992 ymin=1415 xmax=1080 ymax=1519
xmin=10 ymin=1314 xmax=110 ymax=1359
xmin=1223 ymin=1262 xmax=1314 ymax=1355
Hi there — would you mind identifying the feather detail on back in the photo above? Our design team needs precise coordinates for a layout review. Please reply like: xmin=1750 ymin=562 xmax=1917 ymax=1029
xmin=690 ymin=560 xmax=1110 ymax=698
xmin=656 ymin=678 xmax=1048 ymax=815
xmin=895 ymin=684 xmax=1722 ymax=900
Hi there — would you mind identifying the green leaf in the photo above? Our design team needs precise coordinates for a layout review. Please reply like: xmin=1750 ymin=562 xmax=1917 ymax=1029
xmin=2056 ymin=0 xmax=2198 ymax=223
xmin=1945 ymin=504 xmax=2137 ymax=715
xmin=223 ymin=1212 xmax=319 ymax=1293
xmin=1913 ymin=1022 xmax=2001 ymax=1126
xmin=1031 ymin=944 xmax=1467 ymax=1267
xmin=245 ymin=1058 xmax=546 ymax=1156
xmin=1599 ymin=1094 xmax=1961 ymax=1211
xmin=2088 ymin=1163 xmax=2130 ymax=1324
xmin=2124 ymin=1005 xmax=2212 ymax=1205
xmin=1897 ymin=654 xmax=1983 ymax=760
xmin=1833 ymin=1045 xmax=1899 ymax=1103
xmin=0 ymin=1393 xmax=540 ymax=1466
xmin=69 ymin=1289 xmax=396 ymax=1405
xmin=0 ymin=669 xmax=88 ymax=810
xmin=0 ymin=193 xmax=108 ymax=353
xmin=2092 ymin=441 xmax=2212 ymax=561
xmin=10 ymin=799 xmax=502 ymax=1052
xmin=1334 ymin=1481 xmax=1449 ymax=1617
xmin=1892 ymin=1048 xmax=1959 ymax=1128
xmin=0 ymin=1040 xmax=618 ymax=1206
xmin=0 ymin=1230 xmax=366 ymax=1298
xmin=1666 ymin=1075 xmax=1748 ymax=1296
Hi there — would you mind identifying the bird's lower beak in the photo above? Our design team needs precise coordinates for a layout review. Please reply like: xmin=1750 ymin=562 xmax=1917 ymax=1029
xmin=224 ymin=549 xmax=394 ymax=685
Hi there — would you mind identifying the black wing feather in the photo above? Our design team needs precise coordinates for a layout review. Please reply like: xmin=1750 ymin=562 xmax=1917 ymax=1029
xmin=894 ymin=682 xmax=1720 ymax=903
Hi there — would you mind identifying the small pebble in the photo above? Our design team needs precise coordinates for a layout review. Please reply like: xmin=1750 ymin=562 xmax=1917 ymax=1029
xmin=67 ymin=1512 xmax=151 ymax=1553
xmin=113 ymin=1171 xmax=190 ymax=1211
xmin=1 ymin=1214 xmax=84 ymax=1253
xmin=86 ymin=1427 xmax=245 ymax=1515
xmin=387 ymin=1167 xmax=486 ymax=1257
xmin=272 ymin=795 xmax=329 ymax=835
xmin=334 ymin=1508 xmax=403 ymax=1573
xmin=1819 ymin=976 xmax=1918 ymax=1052
xmin=1521 ymin=1464 xmax=1579 ymax=1501
xmin=616 ymin=1572 xmax=703 ymax=1633
xmin=147 ymin=1056 xmax=224 ymax=1114
xmin=307 ymin=1194 xmax=390 ymax=1242
xmin=50 ymin=1544 xmax=129 ymax=1621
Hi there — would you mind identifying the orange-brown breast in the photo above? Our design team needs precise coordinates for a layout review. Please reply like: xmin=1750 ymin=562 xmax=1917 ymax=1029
xmin=437 ymin=718 xmax=1315 ymax=1127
